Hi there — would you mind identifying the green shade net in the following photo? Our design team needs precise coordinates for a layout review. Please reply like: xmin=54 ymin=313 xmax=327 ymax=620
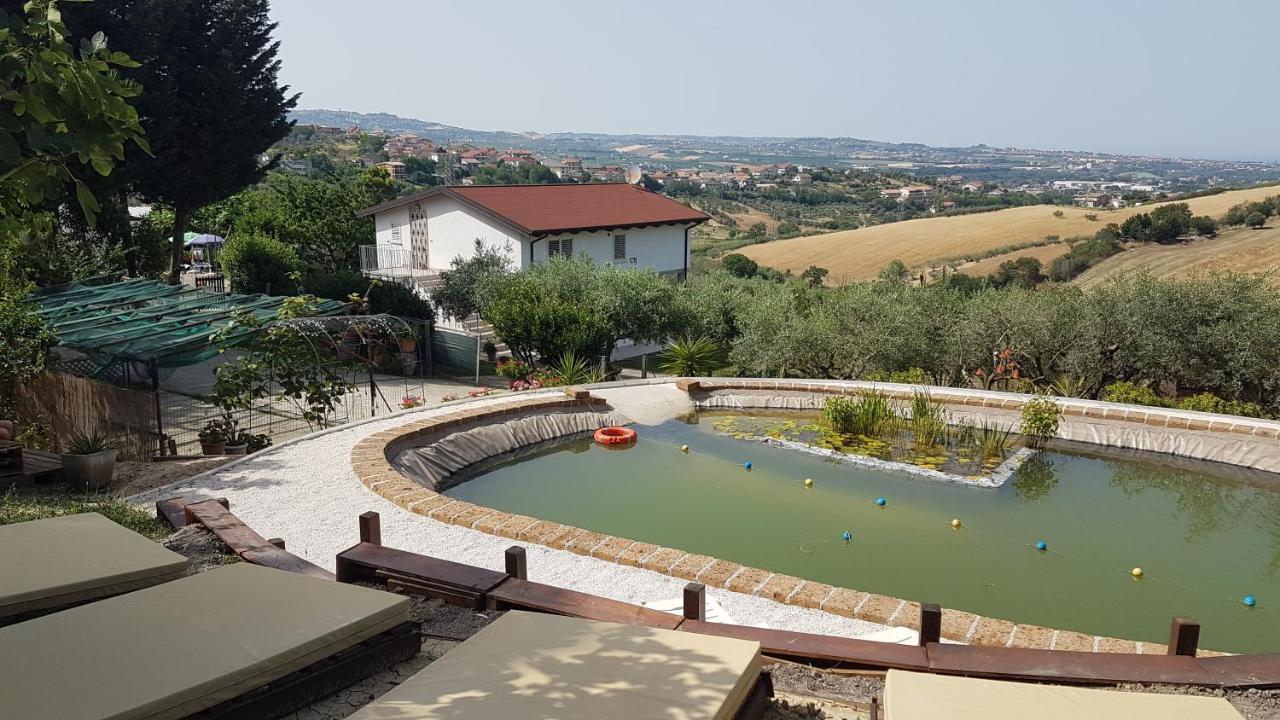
xmin=27 ymin=279 xmax=348 ymax=370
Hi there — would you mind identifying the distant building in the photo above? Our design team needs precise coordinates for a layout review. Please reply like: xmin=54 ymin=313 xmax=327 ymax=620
xmin=792 ymin=173 xmax=813 ymax=185
xmin=881 ymin=185 xmax=932 ymax=202
xmin=1073 ymin=192 xmax=1112 ymax=208
xmin=377 ymin=161 xmax=407 ymax=181
xmin=357 ymin=183 xmax=709 ymax=283
xmin=279 ymin=159 xmax=310 ymax=175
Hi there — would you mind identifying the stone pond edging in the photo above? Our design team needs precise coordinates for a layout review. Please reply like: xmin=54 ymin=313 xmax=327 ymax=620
xmin=349 ymin=379 xmax=1272 ymax=655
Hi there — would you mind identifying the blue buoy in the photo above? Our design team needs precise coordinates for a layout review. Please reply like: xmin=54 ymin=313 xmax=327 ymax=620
xmin=842 ymin=531 xmax=852 ymax=542
xmin=875 ymin=496 xmax=886 ymax=507
xmin=1244 ymin=595 xmax=1257 ymax=607
xmin=1035 ymin=540 xmax=1048 ymax=552
xmin=743 ymin=461 xmax=753 ymax=470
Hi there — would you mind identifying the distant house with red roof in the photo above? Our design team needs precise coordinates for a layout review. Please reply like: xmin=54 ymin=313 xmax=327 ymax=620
xmin=356 ymin=183 xmax=710 ymax=282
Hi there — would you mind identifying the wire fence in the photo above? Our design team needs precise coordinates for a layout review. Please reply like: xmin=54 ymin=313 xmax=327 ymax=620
xmin=51 ymin=314 xmax=437 ymax=457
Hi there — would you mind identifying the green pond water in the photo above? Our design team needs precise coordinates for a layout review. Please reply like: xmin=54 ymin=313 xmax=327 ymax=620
xmin=445 ymin=411 xmax=1280 ymax=652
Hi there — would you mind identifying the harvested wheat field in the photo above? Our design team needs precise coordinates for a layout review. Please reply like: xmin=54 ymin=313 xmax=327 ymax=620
xmin=740 ymin=185 xmax=1280 ymax=283
xmin=957 ymin=243 xmax=1072 ymax=278
xmin=1074 ymin=222 xmax=1280 ymax=288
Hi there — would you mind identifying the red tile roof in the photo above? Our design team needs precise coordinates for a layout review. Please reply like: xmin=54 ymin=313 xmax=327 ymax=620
xmin=357 ymin=184 xmax=710 ymax=235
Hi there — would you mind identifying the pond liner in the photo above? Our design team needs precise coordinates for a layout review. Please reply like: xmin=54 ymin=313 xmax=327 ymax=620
xmin=392 ymin=408 xmax=630 ymax=492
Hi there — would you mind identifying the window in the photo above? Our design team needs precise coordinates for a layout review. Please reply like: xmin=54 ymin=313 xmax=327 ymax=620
xmin=390 ymin=222 xmax=402 ymax=244
xmin=613 ymin=234 xmax=626 ymax=261
xmin=547 ymin=237 xmax=572 ymax=258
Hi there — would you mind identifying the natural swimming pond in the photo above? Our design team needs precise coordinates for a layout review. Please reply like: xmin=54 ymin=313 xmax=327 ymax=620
xmin=445 ymin=411 xmax=1280 ymax=652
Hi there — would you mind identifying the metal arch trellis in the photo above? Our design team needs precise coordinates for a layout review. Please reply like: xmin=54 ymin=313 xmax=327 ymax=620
xmin=260 ymin=313 xmax=419 ymax=419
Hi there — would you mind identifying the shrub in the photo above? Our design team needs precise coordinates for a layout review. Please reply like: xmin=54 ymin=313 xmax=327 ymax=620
xmin=304 ymin=270 xmax=433 ymax=320
xmin=220 ymin=232 xmax=300 ymax=295
xmin=721 ymin=253 xmax=759 ymax=278
xmin=1246 ymin=211 xmax=1267 ymax=228
xmin=1019 ymin=396 xmax=1062 ymax=449
xmin=658 ymin=336 xmax=728 ymax=377
xmin=1175 ymin=393 xmax=1267 ymax=418
xmin=1100 ymin=381 xmax=1165 ymax=407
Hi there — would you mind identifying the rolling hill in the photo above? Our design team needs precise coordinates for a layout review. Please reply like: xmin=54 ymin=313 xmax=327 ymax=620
xmin=1073 ymin=222 xmax=1280 ymax=288
xmin=738 ymin=185 xmax=1280 ymax=283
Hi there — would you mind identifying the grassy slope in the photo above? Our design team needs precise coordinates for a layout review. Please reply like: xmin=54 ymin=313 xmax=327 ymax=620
xmin=960 ymin=243 xmax=1073 ymax=278
xmin=1073 ymin=222 xmax=1280 ymax=288
xmin=739 ymin=185 xmax=1280 ymax=283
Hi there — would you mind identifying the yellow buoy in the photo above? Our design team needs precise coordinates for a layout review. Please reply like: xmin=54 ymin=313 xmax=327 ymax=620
xmin=1131 ymin=567 xmax=1144 ymax=578
xmin=680 ymin=444 xmax=689 ymax=453
xmin=951 ymin=518 xmax=962 ymax=529
xmin=804 ymin=478 xmax=813 ymax=487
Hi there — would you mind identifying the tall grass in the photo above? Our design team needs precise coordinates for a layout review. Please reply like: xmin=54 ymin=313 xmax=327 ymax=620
xmin=974 ymin=420 xmax=1013 ymax=463
xmin=822 ymin=393 xmax=898 ymax=437
xmin=908 ymin=391 xmax=949 ymax=450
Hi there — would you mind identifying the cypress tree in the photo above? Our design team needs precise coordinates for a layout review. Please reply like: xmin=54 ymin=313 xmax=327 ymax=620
xmin=64 ymin=0 xmax=297 ymax=283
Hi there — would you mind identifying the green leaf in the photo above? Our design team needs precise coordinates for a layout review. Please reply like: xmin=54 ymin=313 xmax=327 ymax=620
xmin=74 ymin=179 xmax=100 ymax=225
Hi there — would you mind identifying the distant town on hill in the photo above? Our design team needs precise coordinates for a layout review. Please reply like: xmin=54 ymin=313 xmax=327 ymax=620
xmin=292 ymin=108 xmax=1280 ymax=190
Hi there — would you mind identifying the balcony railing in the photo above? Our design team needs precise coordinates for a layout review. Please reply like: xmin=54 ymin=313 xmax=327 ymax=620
xmin=359 ymin=245 xmax=432 ymax=280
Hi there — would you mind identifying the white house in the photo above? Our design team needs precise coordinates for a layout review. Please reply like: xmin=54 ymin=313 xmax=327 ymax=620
xmin=356 ymin=183 xmax=709 ymax=282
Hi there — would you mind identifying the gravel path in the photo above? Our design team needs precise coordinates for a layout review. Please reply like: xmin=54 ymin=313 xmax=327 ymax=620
xmin=131 ymin=390 xmax=891 ymax=639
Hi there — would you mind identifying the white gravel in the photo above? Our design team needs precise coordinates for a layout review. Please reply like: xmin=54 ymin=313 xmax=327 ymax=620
xmin=131 ymin=389 xmax=891 ymax=639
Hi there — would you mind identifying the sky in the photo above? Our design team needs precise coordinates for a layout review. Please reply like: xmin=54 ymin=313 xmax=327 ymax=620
xmin=270 ymin=0 xmax=1280 ymax=161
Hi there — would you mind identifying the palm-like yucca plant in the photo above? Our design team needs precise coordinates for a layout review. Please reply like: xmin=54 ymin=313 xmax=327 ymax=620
xmin=658 ymin=335 xmax=728 ymax=377
xmin=548 ymin=351 xmax=601 ymax=386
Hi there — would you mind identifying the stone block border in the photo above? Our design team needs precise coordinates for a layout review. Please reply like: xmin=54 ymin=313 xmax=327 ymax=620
xmin=350 ymin=382 xmax=1240 ymax=655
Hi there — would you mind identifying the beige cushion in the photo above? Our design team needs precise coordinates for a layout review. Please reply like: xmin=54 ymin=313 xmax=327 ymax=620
xmin=0 ymin=563 xmax=411 ymax=720
xmin=0 ymin=512 xmax=189 ymax=618
xmin=885 ymin=669 xmax=1245 ymax=720
xmin=350 ymin=610 xmax=762 ymax=720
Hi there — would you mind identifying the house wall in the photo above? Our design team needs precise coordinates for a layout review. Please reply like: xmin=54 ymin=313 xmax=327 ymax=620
xmin=376 ymin=205 xmax=692 ymax=276
xmin=535 ymin=224 xmax=690 ymax=275
xmin=373 ymin=196 xmax=525 ymax=271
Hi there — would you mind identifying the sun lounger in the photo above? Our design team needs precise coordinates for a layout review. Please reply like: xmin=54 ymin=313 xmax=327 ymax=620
xmin=0 ymin=562 xmax=416 ymax=720
xmin=0 ymin=512 xmax=189 ymax=623
xmin=348 ymin=610 xmax=770 ymax=719
xmin=883 ymin=669 xmax=1245 ymax=719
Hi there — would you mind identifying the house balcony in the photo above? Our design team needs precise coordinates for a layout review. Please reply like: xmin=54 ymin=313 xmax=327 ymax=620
xmin=359 ymin=245 xmax=434 ymax=282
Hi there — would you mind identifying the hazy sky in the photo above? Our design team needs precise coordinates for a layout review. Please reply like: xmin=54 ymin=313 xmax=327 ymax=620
xmin=271 ymin=0 xmax=1279 ymax=161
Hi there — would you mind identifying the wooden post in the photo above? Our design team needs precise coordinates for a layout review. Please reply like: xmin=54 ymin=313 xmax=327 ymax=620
xmin=267 ymin=537 xmax=286 ymax=550
xmin=870 ymin=697 xmax=880 ymax=720
xmin=919 ymin=602 xmax=942 ymax=646
xmin=641 ymin=353 xmax=648 ymax=379
xmin=683 ymin=582 xmax=706 ymax=621
xmin=1168 ymin=616 xmax=1200 ymax=657
xmin=359 ymin=511 xmax=382 ymax=546
xmin=505 ymin=546 xmax=527 ymax=580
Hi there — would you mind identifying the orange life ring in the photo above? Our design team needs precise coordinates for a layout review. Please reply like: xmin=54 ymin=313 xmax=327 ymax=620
xmin=594 ymin=426 xmax=637 ymax=445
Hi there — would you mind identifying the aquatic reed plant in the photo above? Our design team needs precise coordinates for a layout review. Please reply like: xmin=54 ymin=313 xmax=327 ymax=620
xmin=908 ymin=391 xmax=949 ymax=450
xmin=822 ymin=393 xmax=897 ymax=437
xmin=975 ymin=419 xmax=1013 ymax=463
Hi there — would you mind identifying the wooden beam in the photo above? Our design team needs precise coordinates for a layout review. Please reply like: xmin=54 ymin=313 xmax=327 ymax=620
xmin=504 ymin=546 xmax=527 ymax=580
xmin=359 ymin=511 xmax=382 ymax=546
xmin=183 ymin=499 xmax=333 ymax=580
xmin=156 ymin=496 xmax=227 ymax=529
xmin=1169 ymin=617 xmax=1201 ymax=657
xmin=683 ymin=582 xmax=706 ymax=621
xmin=919 ymin=602 xmax=942 ymax=646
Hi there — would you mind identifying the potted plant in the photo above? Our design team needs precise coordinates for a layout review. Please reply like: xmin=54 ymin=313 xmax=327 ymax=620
xmin=483 ymin=340 xmax=498 ymax=363
xmin=244 ymin=432 xmax=272 ymax=454
xmin=398 ymin=330 xmax=417 ymax=354
xmin=61 ymin=430 xmax=117 ymax=491
xmin=199 ymin=418 xmax=230 ymax=456
xmin=223 ymin=428 xmax=249 ymax=456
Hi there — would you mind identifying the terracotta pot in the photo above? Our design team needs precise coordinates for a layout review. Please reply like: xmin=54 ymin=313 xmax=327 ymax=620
xmin=399 ymin=338 xmax=417 ymax=353
xmin=200 ymin=441 xmax=226 ymax=456
xmin=223 ymin=444 xmax=248 ymax=456
xmin=61 ymin=449 xmax=117 ymax=491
